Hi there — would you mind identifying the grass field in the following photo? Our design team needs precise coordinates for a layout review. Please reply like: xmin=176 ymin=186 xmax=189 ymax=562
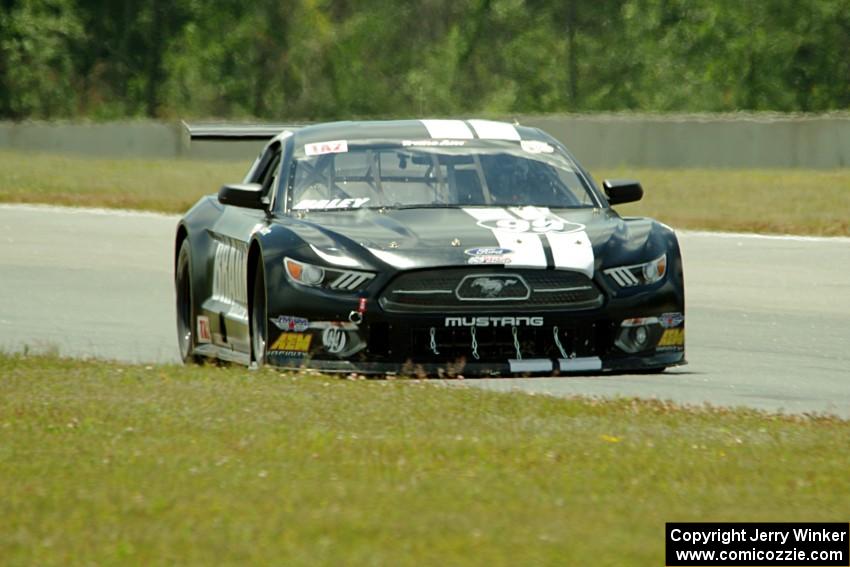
xmin=1 ymin=150 xmax=849 ymax=235
xmin=0 ymin=150 xmax=243 ymax=214
xmin=2 ymin=355 xmax=848 ymax=566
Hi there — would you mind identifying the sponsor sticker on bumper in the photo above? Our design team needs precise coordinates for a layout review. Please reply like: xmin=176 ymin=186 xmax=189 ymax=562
xmin=657 ymin=328 xmax=685 ymax=349
xmin=270 ymin=315 xmax=309 ymax=332
xmin=659 ymin=312 xmax=685 ymax=328
xmin=269 ymin=333 xmax=312 ymax=355
xmin=197 ymin=316 xmax=211 ymax=343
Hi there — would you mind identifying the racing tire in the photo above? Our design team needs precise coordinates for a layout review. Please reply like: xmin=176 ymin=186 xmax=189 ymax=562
xmin=250 ymin=260 xmax=268 ymax=368
xmin=176 ymin=239 xmax=203 ymax=364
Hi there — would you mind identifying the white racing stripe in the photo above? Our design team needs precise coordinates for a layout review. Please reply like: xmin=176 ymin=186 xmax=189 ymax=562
xmin=464 ymin=206 xmax=595 ymax=276
xmin=420 ymin=119 xmax=474 ymax=139
xmin=547 ymin=231 xmax=594 ymax=279
xmin=462 ymin=206 xmax=596 ymax=273
xmin=462 ymin=207 xmax=547 ymax=268
xmin=468 ymin=119 xmax=521 ymax=141
xmin=508 ymin=206 xmax=593 ymax=276
xmin=559 ymin=357 xmax=602 ymax=372
xmin=506 ymin=206 xmax=553 ymax=221
xmin=509 ymin=359 xmax=553 ymax=373
xmin=493 ymin=231 xmax=547 ymax=268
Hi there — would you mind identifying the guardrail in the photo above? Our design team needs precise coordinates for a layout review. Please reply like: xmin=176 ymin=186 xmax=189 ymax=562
xmin=2 ymin=114 xmax=850 ymax=168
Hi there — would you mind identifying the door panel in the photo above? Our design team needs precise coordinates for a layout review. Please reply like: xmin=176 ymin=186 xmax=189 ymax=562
xmin=202 ymin=143 xmax=283 ymax=354
xmin=202 ymin=207 xmax=266 ymax=353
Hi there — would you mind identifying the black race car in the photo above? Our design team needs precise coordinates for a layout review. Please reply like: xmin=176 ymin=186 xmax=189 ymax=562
xmin=175 ymin=119 xmax=685 ymax=375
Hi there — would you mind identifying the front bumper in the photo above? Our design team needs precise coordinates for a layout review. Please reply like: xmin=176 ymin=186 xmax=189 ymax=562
xmin=264 ymin=260 xmax=685 ymax=376
xmin=265 ymin=300 xmax=685 ymax=377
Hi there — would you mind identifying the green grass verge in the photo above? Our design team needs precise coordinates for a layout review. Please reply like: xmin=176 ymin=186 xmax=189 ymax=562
xmin=0 ymin=150 xmax=245 ymax=214
xmin=1 ymin=355 xmax=848 ymax=566
xmin=1 ymin=151 xmax=849 ymax=235
xmin=600 ymin=167 xmax=850 ymax=236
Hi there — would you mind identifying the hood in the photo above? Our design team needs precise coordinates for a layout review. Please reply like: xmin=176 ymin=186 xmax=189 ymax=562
xmin=280 ymin=206 xmax=661 ymax=277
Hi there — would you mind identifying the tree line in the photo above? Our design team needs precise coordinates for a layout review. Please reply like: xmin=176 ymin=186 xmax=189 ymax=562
xmin=1 ymin=0 xmax=849 ymax=121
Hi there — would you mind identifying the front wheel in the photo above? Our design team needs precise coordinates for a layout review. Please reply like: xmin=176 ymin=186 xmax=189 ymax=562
xmin=175 ymin=239 xmax=203 ymax=364
xmin=250 ymin=260 xmax=268 ymax=368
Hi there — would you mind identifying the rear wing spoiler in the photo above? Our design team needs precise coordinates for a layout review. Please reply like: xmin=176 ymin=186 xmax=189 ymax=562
xmin=182 ymin=121 xmax=302 ymax=141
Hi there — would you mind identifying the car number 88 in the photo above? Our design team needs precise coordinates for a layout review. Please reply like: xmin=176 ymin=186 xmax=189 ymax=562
xmin=480 ymin=218 xmax=582 ymax=234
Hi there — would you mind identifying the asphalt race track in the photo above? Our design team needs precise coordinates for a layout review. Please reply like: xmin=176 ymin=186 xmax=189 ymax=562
xmin=1 ymin=203 xmax=848 ymax=417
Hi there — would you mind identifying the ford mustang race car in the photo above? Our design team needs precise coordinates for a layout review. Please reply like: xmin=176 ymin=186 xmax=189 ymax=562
xmin=175 ymin=119 xmax=685 ymax=375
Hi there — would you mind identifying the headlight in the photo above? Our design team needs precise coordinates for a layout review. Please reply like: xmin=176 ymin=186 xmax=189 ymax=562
xmin=284 ymin=257 xmax=375 ymax=292
xmin=641 ymin=254 xmax=667 ymax=283
xmin=604 ymin=254 xmax=667 ymax=288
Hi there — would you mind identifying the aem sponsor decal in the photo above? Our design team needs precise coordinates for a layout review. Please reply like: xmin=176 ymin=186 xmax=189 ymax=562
xmin=269 ymin=333 xmax=312 ymax=353
xmin=293 ymin=197 xmax=370 ymax=210
xmin=197 ymin=316 xmax=211 ymax=343
xmin=445 ymin=316 xmax=544 ymax=328
xmin=657 ymin=328 xmax=685 ymax=348
xmin=304 ymin=140 xmax=348 ymax=156
xmin=270 ymin=315 xmax=309 ymax=332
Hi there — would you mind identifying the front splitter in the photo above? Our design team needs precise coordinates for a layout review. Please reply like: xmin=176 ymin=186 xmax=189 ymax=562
xmin=272 ymin=351 xmax=685 ymax=377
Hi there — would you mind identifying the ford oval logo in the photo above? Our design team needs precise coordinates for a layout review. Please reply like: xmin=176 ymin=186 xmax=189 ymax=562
xmin=464 ymin=247 xmax=513 ymax=256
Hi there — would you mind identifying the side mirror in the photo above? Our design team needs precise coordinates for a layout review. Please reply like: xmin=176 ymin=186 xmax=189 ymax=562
xmin=218 ymin=183 xmax=267 ymax=209
xmin=603 ymin=179 xmax=643 ymax=205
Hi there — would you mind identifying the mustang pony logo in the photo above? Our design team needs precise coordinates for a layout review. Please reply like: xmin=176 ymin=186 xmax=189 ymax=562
xmin=471 ymin=277 xmax=517 ymax=298
xmin=455 ymin=274 xmax=530 ymax=301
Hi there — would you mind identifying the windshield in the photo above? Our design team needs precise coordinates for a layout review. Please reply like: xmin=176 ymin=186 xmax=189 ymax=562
xmin=287 ymin=142 xmax=598 ymax=211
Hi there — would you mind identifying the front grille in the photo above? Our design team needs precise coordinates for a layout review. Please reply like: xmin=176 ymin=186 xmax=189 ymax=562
xmin=379 ymin=268 xmax=604 ymax=312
